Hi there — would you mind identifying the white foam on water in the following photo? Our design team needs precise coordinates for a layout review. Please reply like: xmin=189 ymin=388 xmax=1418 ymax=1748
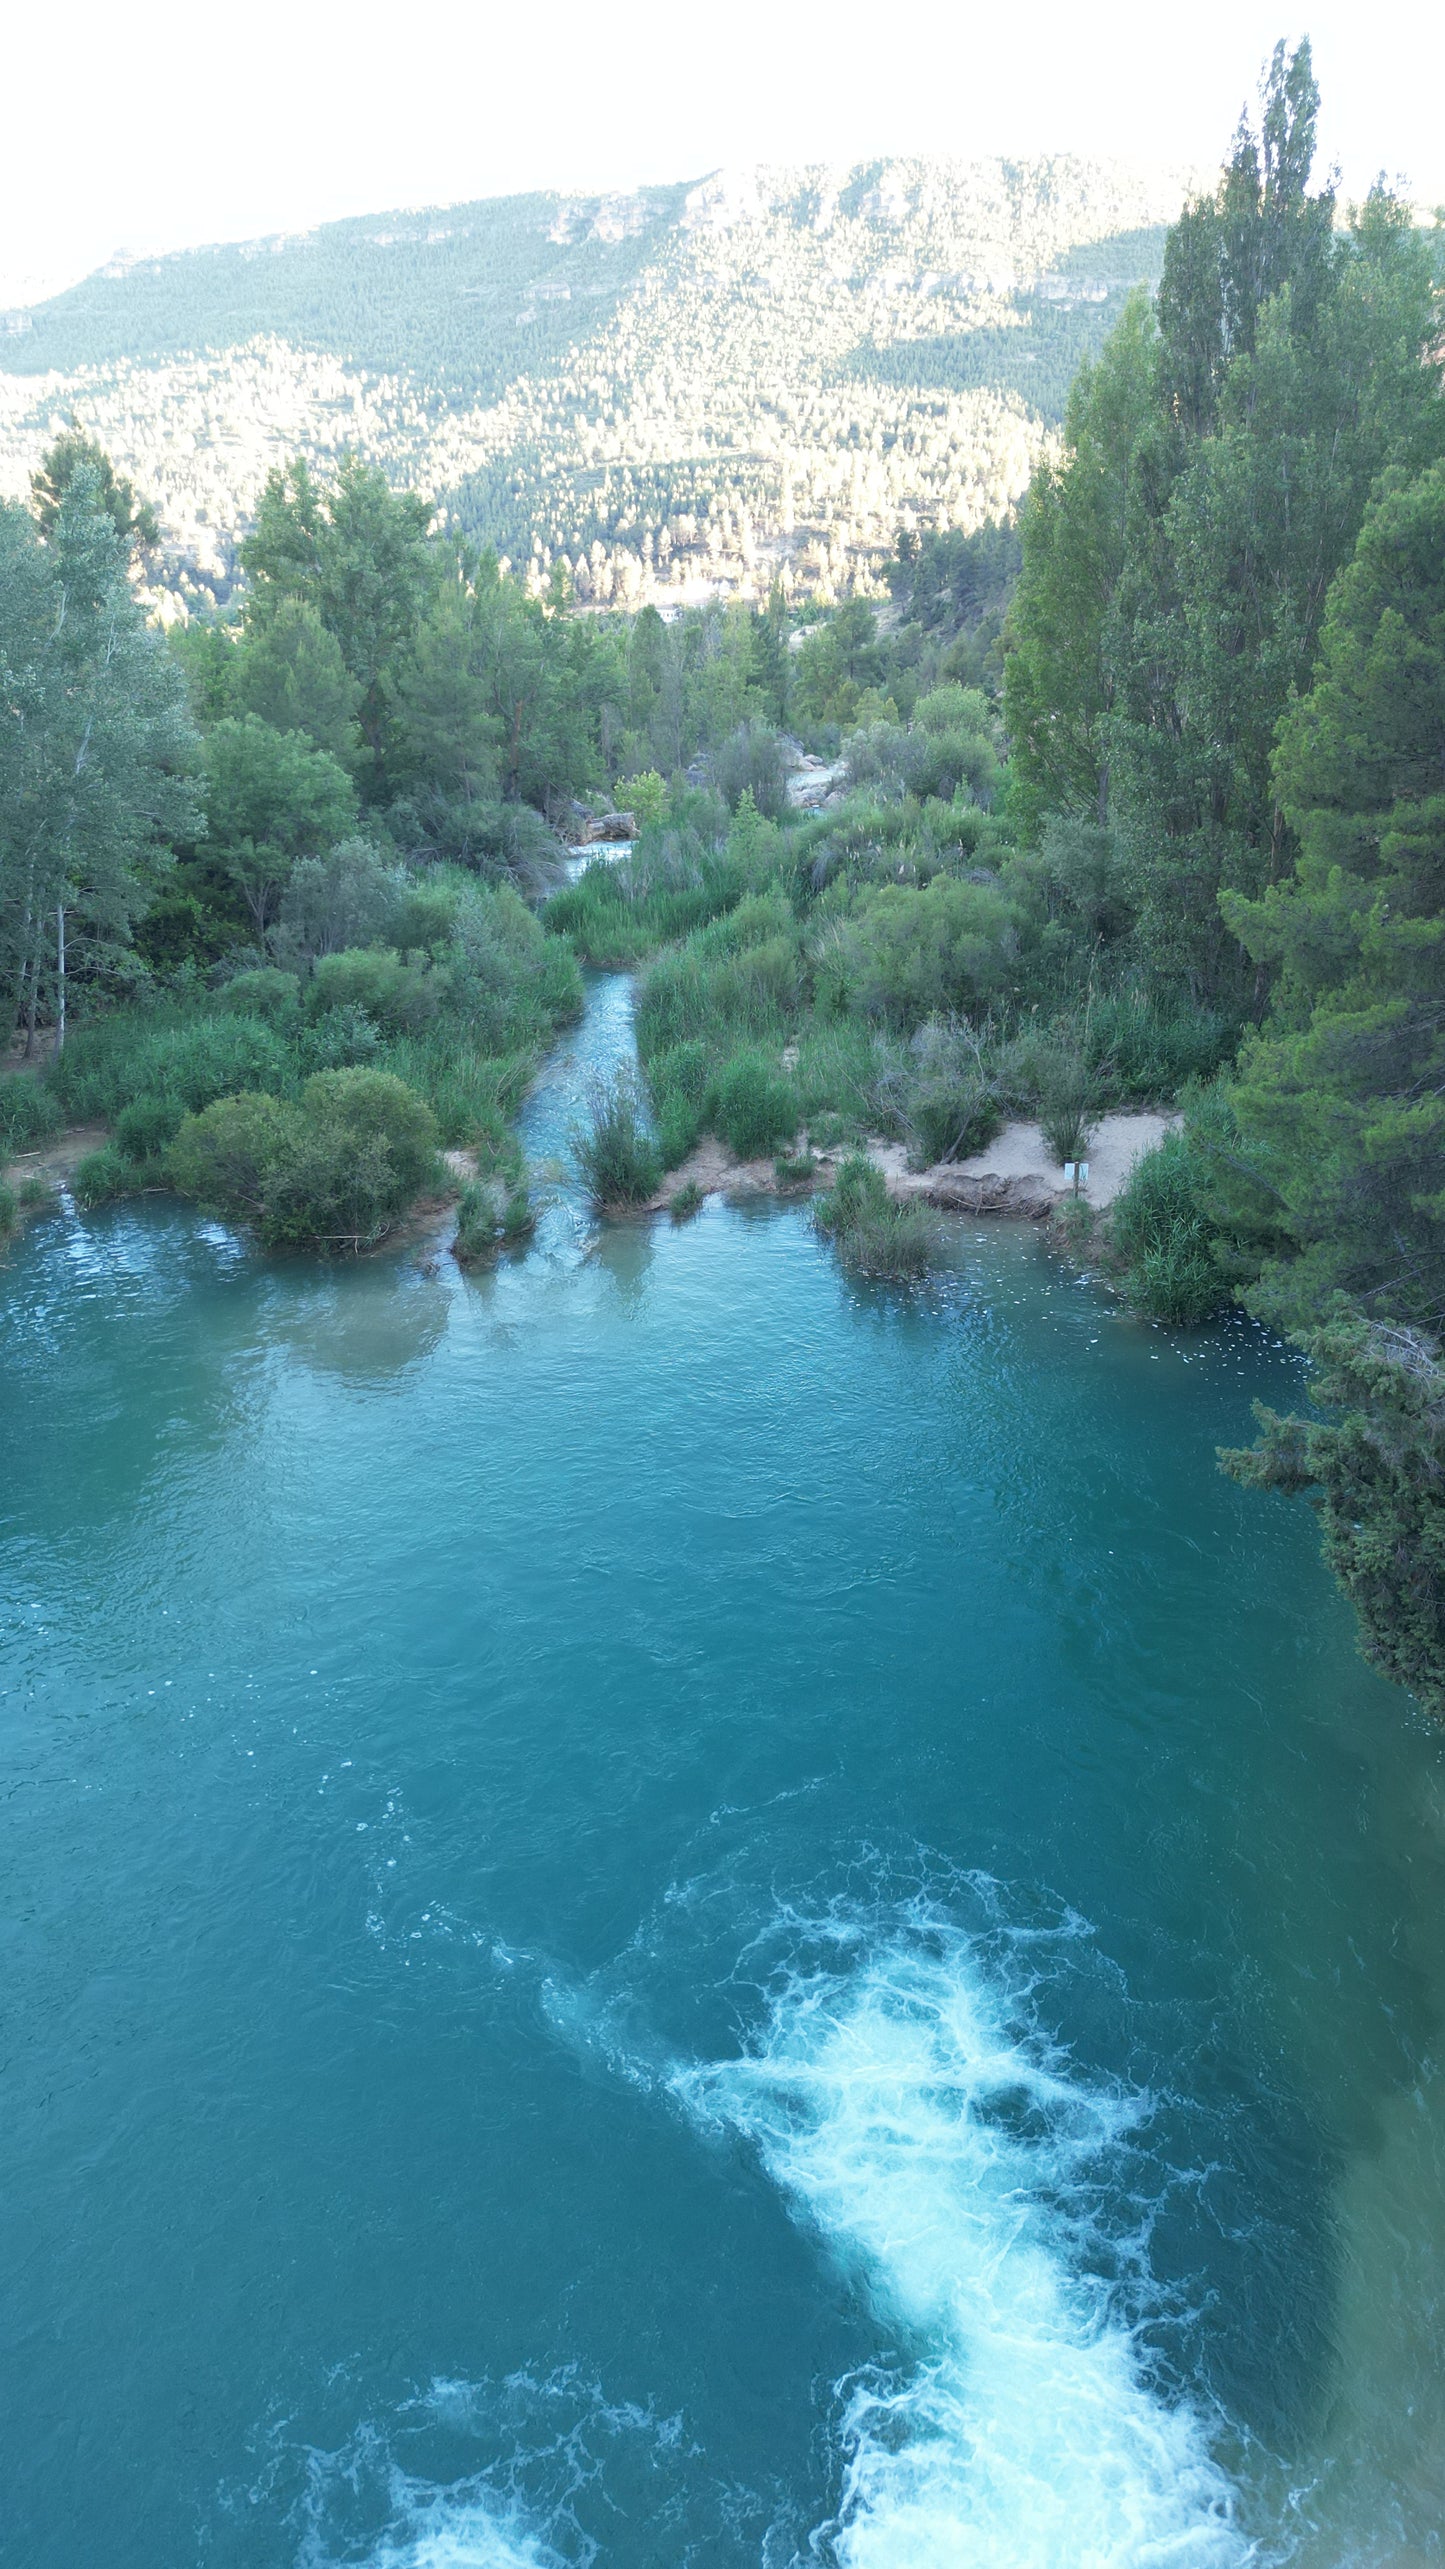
xmin=676 ymin=1918 xmax=1258 ymax=2569
xmin=354 ymin=2491 xmax=562 ymax=2569
xmin=291 ymin=2367 xmax=691 ymax=2569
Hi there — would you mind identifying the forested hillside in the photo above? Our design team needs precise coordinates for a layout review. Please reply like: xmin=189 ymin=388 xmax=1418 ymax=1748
xmin=0 ymin=159 xmax=1188 ymax=615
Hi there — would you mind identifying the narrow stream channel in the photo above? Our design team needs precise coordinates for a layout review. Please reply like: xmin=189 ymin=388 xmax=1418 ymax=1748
xmin=2 ymin=972 xmax=1444 ymax=2567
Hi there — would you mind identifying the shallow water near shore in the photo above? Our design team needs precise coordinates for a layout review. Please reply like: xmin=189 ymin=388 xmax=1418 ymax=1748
xmin=3 ymin=978 xmax=1445 ymax=2567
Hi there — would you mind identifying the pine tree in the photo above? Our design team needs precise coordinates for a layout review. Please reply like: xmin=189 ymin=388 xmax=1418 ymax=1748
xmin=1225 ymin=459 xmax=1445 ymax=1335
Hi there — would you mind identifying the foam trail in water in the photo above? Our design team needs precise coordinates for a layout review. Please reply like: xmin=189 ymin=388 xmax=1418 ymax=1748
xmin=676 ymin=1920 xmax=1255 ymax=2569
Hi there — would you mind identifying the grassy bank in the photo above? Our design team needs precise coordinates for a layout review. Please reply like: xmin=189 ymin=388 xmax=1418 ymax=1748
xmin=3 ymin=875 xmax=582 ymax=1252
xmin=549 ymin=759 xmax=1237 ymax=1187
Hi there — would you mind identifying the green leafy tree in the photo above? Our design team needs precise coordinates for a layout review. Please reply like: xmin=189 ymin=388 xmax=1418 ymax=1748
xmin=243 ymin=456 xmax=435 ymax=790
xmin=1221 ymin=1312 xmax=1445 ymax=1716
xmin=1004 ymin=292 xmax=1156 ymax=830
xmin=31 ymin=428 xmax=159 ymax=560
xmin=476 ymin=558 xmax=597 ymax=807
xmin=792 ymin=598 xmax=886 ymax=732
xmin=200 ymin=715 xmax=358 ymax=941
xmin=1009 ymin=42 xmax=1444 ymax=1008
xmin=232 ymin=600 xmax=363 ymax=768
xmin=749 ymin=582 xmax=791 ymax=728
xmin=169 ymin=621 xmax=241 ymax=727
xmin=1224 ymin=459 xmax=1445 ymax=1334
xmin=1112 ymin=47 xmax=1442 ymax=1003
xmin=0 ymin=479 xmax=198 ymax=1047
xmin=393 ymin=575 xmax=505 ymax=802
xmin=1212 ymin=459 xmax=1445 ymax=1712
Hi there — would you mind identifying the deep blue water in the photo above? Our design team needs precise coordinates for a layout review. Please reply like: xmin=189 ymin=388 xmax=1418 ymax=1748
xmin=3 ymin=979 xmax=1444 ymax=2568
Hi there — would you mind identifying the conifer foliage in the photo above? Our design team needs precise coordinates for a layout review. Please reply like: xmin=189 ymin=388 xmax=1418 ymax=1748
xmin=1008 ymin=42 xmax=1445 ymax=1707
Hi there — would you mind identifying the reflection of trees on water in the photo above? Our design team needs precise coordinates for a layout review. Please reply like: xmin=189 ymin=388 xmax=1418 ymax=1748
xmin=264 ymin=1253 xmax=450 ymax=1387
xmin=4 ymin=1200 xmax=455 ymax=1547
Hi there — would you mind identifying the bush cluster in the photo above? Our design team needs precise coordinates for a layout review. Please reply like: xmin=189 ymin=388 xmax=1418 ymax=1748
xmin=1106 ymin=1126 xmax=1228 ymax=1326
xmin=814 ymin=1154 xmax=939 ymax=1279
xmin=168 ymin=1069 xmax=441 ymax=1250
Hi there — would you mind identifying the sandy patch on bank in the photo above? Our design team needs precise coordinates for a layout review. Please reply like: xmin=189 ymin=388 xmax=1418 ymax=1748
xmin=877 ymin=1112 xmax=1180 ymax=1212
xmin=4 ymin=1121 xmax=109 ymax=1188
xmin=646 ymin=1111 xmax=1180 ymax=1218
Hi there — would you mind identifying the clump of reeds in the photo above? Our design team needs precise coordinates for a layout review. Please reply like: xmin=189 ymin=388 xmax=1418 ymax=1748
xmin=572 ymin=1067 xmax=662 ymax=1209
xmin=813 ymin=1153 xmax=939 ymax=1279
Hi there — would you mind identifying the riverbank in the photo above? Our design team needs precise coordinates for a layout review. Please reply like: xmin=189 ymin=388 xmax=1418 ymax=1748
xmin=3 ymin=1001 xmax=1177 ymax=1250
xmin=642 ymin=1108 xmax=1179 ymax=1218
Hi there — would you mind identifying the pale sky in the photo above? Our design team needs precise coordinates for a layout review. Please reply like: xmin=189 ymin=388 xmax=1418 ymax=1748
xmin=3 ymin=0 xmax=1441 ymax=306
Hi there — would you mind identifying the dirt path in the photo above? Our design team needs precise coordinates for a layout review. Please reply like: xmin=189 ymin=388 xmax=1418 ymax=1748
xmin=4 ymin=1122 xmax=108 ymax=1189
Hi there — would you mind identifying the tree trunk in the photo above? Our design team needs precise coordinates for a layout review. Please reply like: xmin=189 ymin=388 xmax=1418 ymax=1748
xmin=8 ymin=875 xmax=35 ymax=1044
xmin=22 ymin=947 xmax=40 ymax=1059
xmin=55 ymin=904 xmax=66 ymax=1057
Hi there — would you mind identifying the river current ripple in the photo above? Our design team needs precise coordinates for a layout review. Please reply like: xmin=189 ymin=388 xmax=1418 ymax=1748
xmin=2 ymin=975 xmax=1444 ymax=2567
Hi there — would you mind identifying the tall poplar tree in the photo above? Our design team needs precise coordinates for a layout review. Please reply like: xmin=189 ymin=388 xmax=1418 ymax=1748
xmin=0 ymin=474 xmax=198 ymax=1046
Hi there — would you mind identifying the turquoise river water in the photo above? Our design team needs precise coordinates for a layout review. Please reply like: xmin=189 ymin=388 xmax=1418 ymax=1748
xmin=4 ymin=974 xmax=1445 ymax=2568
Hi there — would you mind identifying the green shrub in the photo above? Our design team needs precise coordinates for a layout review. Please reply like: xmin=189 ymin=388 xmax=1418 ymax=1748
xmin=898 ymin=1016 xmax=1004 ymax=1165
xmin=385 ymin=1037 xmax=532 ymax=1147
xmin=297 ymin=1001 xmax=384 ymax=1074
xmin=909 ymin=1074 xmax=1001 ymax=1165
xmin=454 ymin=1176 xmax=535 ymax=1262
xmin=167 ymin=1092 xmax=293 ymax=1220
xmin=115 ymin=1096 xmax=184 ymax=1162
xmin=1108 ymin=1130 xmax=1228 ymax=1324
xmin=169 ymin=1072 xmax=439 ymax=1251
xmin=501 ymin=1181 xmax=535 ymax=1240
xmin=0 ymin=1181 xmax=16 ymax=1239
xmin=52 ymin=1012 xmax=292 ymax=1122
xmin=0 ymin=1079 xmax=61 ymax=1152
xmin=654 ymin=1039 xmax=715 ymax=1104
xmin=644 ymin=1038 xmax=711 ymax=1166
xmin=257 ymin=1122 xmax=399 ymax=1251
xmin=774 ymin=1148 xmax=818 ymax=1190
xmin=214 ymin=968 xmax=301 ymax=1025
xmin=791 ymin=1020 xmax=899 ymax=1143
xmin=669 ymin=1180 xmax=705 ymax=1220
xmin=715 ymin=728 xmax=789 ymax=819
xmin=1082 ymin=995 xmax=1239 ymax=1101
xmin=706 ymin=1050 xmax=797 ymax=1158
xmin=573 ymin=1069 xmax=661 ymax=1208
xmin=307 ymin=947 xmax=441 ymax=1037
xmin=627 ymin=771 xmax=668 ymax=828
xmin=823 ymin=876 xmax=1021 ymax=1027
xmin=814 ymin=1153 xmax=939 ymax=1278
xmin=544 ymin=820 xmax=756 ymax=966
xmin=300 ymin=1069 xmax=439 ymax=1201
xmin=1034 ymin=1045 xmax=1101 ymax=1166
xmin=454 ymin=1180 xmax=500 ymax=1262
xmin=1052 ymin=1194 xmax=1097 ymax=1252
xmin=71 ymin=1145 xmax=136 ymax=1208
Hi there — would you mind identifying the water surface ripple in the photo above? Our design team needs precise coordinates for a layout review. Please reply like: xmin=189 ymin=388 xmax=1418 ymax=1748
xmin=2 ymin=978 xmax=1444 ymax=2567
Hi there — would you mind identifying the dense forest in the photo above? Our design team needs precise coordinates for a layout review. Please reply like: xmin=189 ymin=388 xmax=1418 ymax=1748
xmin=0 ymin=159 xmax=1183 ymax=617
xmin=2 ymin=43 xmax=1443 ymax=1708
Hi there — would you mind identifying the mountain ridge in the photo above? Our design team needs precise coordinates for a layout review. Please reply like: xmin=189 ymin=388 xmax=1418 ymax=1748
xmin=0 ymin=155 xmax=1196 ymax=613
